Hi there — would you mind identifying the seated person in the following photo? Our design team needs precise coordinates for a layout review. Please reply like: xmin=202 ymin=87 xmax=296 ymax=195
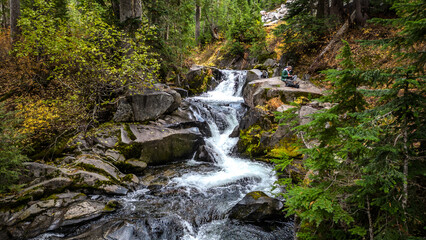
xmin=281 ymin=66 xmax=299 ymax=88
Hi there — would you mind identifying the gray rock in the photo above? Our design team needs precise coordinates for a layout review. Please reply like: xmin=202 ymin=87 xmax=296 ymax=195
xmin=115 ymin=159 xmax=147 ymax=174
xmin=62 ymin=200 xmax=113 ymax=226
xmin=105 ymin=149 xmax=126 ymax=162
xmin=243 ymin=77 xmax=323 ymax=108
xmin=298 ymin=105 xmax=318 ymax=125
xmin=113 ymin=98 xmax=133 ymax=122
xmin=113 ymin=91 xmax=179 ymax=123
xmin=118 ymin=125 xmax=204 ymax=165
xmin=276 ymin=104 xmax=295 ymax=112
xmin=65 ymin=170 xmax=110 ymax=186
xmin=19 ymin=177 xmax=73 ymax=199
xmin=194 ymin=145 xmax=218 ymax=162
xmin=131 ymin=92 xmax=175 ymax=122
xmin=246 ymin=69 xmax=264 ymax=83
xmin=172 ymin=88 xmax=189 ymax=98
xmin=228 ymin=191 xmax=286 ymax=223
xmin=75 ymin=155 xmax=124 ymax=181
xmin=263 ymin=59 xmax=277 ymax=67
xmin=100 ymin=185 xmax=129 ymax=195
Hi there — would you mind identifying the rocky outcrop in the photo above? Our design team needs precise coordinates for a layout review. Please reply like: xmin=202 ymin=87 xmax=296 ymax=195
xmin=229 ymin=191 xmax=286 ymax=223
xmin=113 ymin=91 xmax=180 ymax=122
xmin=0 ymin=193 xmax=117 ymax=240
xmin=243 ymin=77 xmax=323 ymax=109
xmin=185 ymin=65 xmax=223 ymax=95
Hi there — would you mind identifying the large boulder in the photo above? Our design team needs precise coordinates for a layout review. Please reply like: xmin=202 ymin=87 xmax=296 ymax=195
xmin=228 ymin=191 xmax=286 ymax=223
xmin=117 ymin=125 xmax=204 ymax=165
xmin=243 ymin=77 xmax=323 ymax=109
xmin=113 ymin=92 xmax=178 ymax=122
xmin=246 ymin=69 xmax=264 ymax=83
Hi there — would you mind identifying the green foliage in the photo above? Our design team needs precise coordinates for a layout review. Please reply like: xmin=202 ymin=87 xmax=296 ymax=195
xmin=274 ymin=14 xmax=338 ymax=49
xmin=13 ymin=0 xmax=159 ymax=153
xmin=0 ymin=104 xmax=29 ymax=193
xmin=225 ymin=0 xmax=267 ymax=58
xmin=277 ymin=4 xmax=426 ymax=236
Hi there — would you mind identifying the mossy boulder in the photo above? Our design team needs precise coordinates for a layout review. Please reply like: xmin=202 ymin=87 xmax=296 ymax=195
xmin=185 ymin=66 xmax=223 ymax=95
xmin=228 ymin=191 xmax=286 ymax=223
xmin=116 ymin=125 xmax=204 ymax=166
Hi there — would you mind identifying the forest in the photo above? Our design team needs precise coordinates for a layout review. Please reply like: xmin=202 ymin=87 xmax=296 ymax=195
xmin=0 ymin=0 xmax=424 ymax=239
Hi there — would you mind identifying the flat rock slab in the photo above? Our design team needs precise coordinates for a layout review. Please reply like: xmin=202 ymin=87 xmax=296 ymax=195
xmin=243 ymin=77 xmax=323 ymax=108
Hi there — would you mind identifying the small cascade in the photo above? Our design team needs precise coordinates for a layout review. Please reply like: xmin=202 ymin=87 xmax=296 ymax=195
xmin=34 ymin=69 xmax=293 ymax=240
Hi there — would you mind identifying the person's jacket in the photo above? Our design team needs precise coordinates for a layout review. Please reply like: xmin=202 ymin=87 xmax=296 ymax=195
xmin=281 ymin=68 xmax=292 ymax=81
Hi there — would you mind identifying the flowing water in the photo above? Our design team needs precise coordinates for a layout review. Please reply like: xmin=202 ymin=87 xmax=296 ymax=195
xmin=35 ymin=70 xmax=293 ymax=240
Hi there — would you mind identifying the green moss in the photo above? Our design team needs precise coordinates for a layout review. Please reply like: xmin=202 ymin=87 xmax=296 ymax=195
xmin=72 ymin=192 xmax=86 ymax=199
xmin=238 ymin=125 xmax=274 ymax=158
xmin=187 ymin=69 xmax=213 ymax=95
xmin=247 ymin=191 xmax=268 ymax=200
xmin=123 ymin=124 xmax=137 ymax=141
xmin=44 ymin=194 xmax=59 ymax=200
xmin=104 ymin=200 xmax=119 ymax=211
xmin=121 ymin=174 xmax=134 ymax=182
xmin=115 ymin=141 xmax=142 ymax=159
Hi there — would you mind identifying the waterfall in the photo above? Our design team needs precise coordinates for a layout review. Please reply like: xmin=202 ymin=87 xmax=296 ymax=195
xmin=33 ymin=70 xmax=292 ymax=240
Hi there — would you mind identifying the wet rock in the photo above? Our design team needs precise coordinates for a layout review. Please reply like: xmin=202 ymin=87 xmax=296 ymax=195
xmin=229 ymin=191 xmax=286 ymax=223
xmin=194 ymin=145 xmax=218 ymax=162
xmin=185 ymin=66 xmax=223 ymax=95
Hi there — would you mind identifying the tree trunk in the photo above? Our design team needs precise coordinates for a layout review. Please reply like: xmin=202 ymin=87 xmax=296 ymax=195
xmin=204 ymin=11 xmax=219 ymax=40
xmin=402 ymin=81 xmax=409 ymax=232
xmin=316 ymin=0 xmax=325 ymax=18
xmin=195 ymin=3 xmax=201 ymax=44
xmin=330 ymin=0 xmax=343 ymax=20
xmin=367 ymin=196 xmax=374 ymax=240
xmin=354 ymin=0 xmax=368 ymax=26
xmin=10 ymin=0 xmax=19 ymax=43
xmin=111 ymin=0 xmax=120 ymax=22
xmin=119 ymin=0 xmax=141 ymax=23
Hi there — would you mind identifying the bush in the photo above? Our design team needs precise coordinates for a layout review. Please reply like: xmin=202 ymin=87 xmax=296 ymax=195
xmin=0 ymin=104 xmax=28 ymax=193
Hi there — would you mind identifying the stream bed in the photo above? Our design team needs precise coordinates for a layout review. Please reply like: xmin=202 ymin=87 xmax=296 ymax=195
xmin=34 ymin=70 xmax=293 ymax=240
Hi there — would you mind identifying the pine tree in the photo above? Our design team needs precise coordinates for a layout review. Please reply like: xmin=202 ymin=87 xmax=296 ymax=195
xmin=284 ymin=40 xmax=376 ymax=239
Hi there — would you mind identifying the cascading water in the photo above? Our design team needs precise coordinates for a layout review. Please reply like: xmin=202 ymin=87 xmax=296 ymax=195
xmin=34 ymin=70 xmax=293 ymax=240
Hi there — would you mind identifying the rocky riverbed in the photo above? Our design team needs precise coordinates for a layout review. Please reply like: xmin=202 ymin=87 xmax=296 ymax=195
xmin=1 ymin=67 xmax=323 ymax=240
